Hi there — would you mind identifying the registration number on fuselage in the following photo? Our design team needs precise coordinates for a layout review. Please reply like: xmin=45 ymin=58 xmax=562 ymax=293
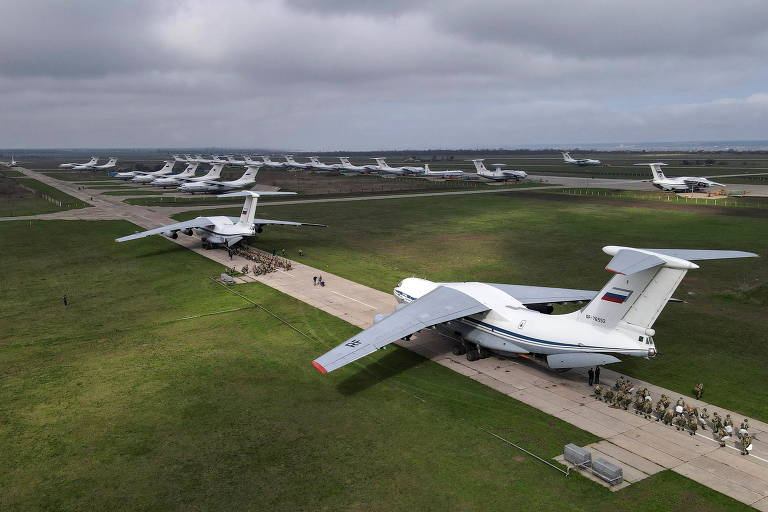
xmin=585 ymin=314 xmax=606 ymax=324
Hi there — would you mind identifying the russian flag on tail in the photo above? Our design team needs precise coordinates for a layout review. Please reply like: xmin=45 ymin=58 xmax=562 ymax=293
xmin=601 ymin=287 xmax=633 ymax=303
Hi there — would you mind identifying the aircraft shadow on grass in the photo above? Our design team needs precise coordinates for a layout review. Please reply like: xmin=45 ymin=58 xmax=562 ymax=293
xmin=336 ymin=347 xmax=424 ymax=396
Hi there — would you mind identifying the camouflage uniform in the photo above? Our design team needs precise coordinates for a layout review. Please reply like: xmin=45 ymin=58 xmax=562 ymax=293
xmin=698 ymin=408 xmax=710 ymax=430
xmin=693 ymin=382 xmax=704 ymax=399
xmin=687 ymin=414 xmax=698 ymax=436
xmin=674 ymin=414 xmax=687 ymax=431
xmin=741 ymin=432 xmax=753 ymax=456
xmin=642 ymin=399 xmax=653 ymax=420
xmin=592 ymin=385 xmax=603 ymax=400
xmin=711 ymin=412 xmax=722 ymax=431
xmin=603 ymin=388 xmax=614 ymax=404
xmin=655 ymin=402 xmax=666 ymax=422
xmin=716 ymin=426 xmax=728 ymax=448
xmin=663 ymin=409 xmax=675 ymax=426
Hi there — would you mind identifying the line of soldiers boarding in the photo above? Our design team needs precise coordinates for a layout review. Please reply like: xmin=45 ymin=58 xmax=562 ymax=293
xmin=593 ymin=376 xmax=754 ymax=456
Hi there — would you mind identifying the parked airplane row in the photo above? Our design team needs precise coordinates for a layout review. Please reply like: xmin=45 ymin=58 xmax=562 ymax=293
xmin=59 ymin=157 xmax=118 ymax=170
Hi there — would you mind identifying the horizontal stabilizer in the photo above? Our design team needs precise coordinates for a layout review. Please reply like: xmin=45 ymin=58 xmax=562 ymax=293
xmin=606 ymin=249 xmax=666 ymax=275
xmin=217 ymin=191 xmax=296 ymax=198
xmin=640 ymin=249 xmax=758 ymax=261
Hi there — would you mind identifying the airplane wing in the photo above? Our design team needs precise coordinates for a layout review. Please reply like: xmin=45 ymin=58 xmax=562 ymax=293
xmin=250 ymin=217 xmax=327 ymax=227
xmin=486 ymin=284 xmax=597 ymax=304
xmin=312 ymin=285 xmax=489 ymax=373
xmin=115 ymin=218 xmax=214 ymax=242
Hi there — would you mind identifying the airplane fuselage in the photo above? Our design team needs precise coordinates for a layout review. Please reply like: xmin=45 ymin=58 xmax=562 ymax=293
xmin=394 ymin=278 xmax=655 ymax=364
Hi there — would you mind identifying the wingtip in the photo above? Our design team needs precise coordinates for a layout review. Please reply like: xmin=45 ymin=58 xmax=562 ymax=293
xmin=311 ymin=361 xmax=328 ymax=374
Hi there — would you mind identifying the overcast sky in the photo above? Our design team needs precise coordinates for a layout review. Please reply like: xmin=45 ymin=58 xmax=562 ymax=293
xmin=1 ymin=0 xmax=767 ymax=149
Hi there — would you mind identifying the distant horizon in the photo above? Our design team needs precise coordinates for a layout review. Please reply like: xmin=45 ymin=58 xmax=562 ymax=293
xmin=3 ymin=139 xmax=768 ymax=153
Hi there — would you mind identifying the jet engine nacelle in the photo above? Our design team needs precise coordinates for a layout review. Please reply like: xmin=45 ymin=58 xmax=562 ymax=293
xmin=164 ymin=231 xmax=178 ymax=239
xmin=255 ymin=225 xmax=263 ymax=233
xmin=182 ymin=228 xmax=193 ymax=236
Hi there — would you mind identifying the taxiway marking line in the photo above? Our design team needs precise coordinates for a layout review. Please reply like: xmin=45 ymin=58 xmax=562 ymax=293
xmin=330 ymin=290 xmax=376 ymax=310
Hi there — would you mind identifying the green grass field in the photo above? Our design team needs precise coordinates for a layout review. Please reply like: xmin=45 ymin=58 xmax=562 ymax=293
xmin=0 ymin=177 xmax=89 ymax=217
xmin=0 ymin=219 xmax=751 ymax=511
xmin=41 ymin=171 xmax=113 ymax=181
xmin=173 ymin=192 xmax=768 ymax=421
xmin=1 ymin=169 xmax=25 ymax=177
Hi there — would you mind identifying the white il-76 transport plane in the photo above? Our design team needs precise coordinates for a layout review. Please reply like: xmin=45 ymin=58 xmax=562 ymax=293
xmin=311 ymin=247 xmax=757 ymax=374
xmin=114 ymin=160 xmax=173 ymax=181
xmin=149 ymin=162 xmax=201 ymax=187
xmin=59 ymin=156 xmax=97 ymax=169
xmin=637 ymin=163 xmax=725 ymax=192
xmin=132 ymin=161 xmax=180 ymax=183
xmin=177 ymin=164 xmax=261 ymax=194
xmin=116 ymin=191 xmax=326 ymax=249
xmin=471 ymin=159 xmax=527 ymax=181
xmin=562 ymin=152 xmax=601 ymax=166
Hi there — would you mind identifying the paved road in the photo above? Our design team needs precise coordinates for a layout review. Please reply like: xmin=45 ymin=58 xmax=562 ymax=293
xmin=8 ymin=166 xmax=768 ymax=508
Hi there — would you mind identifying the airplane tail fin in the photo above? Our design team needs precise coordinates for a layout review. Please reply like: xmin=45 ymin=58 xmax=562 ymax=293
xmin=309 ymin=156 xmax=321 ymax=164
xmin=373 ymin=157 xmax=388 ymax=168
xmin=423 ymin=163 xmax=431 ymax=173
xmin=285 ymin=155 xmax=297 ymax=164
xmin=106 ymin=157 xmax=117 ymax=165
xmin=218 ymin=190 xmax=296 ymax=226
xmin=580 ymin=246 xmax=757 ymax=332
xmin=232 ymin=165 xmax=260 ymax=184
xmin=470 ymin=159 xmax=486 ymax=172
xmin=635 ymin=162 xmax=667 ymax=181
xmin=562 ymin=152 xmax=573 ymax=162
xmin=339 ymin=157 xmax=350 ymax=165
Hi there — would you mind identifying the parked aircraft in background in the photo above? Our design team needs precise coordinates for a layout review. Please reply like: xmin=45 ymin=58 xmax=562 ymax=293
xmin=366 ymin=157 xmax=408 ymax=175
xmin=637 ymin=163 xmax=725 ymax=192
xmin=172 ymin=154 xmax=187 ymax=162
xmin=471 ymin=159 xmax=527 ymax=181
xmin=114 ymin=160 xmax=172 ymax=181
xmin=92 ymin=157 xmax=118 ymax=171
xmin=312 ymin=247 xmax=757 ymax=374
xmin=59 ymin=156 xmax=97 ymax=169
xmin=307 ymin=156 xmax=338 ymax=171
xmin=116 ymin=190 xmax=326 ymax=249
xmin=562 ymin=152 xmax=601 ymax=166
xmin=131 ymin=161 xmax=177 ymax=183
xmin=9 ymin=155 xmax=17 ymax=166
xmin=177 ymin=164 xmax=261 ymax=194
xmin=337 ymin=157 xmax=370 ymax=173
xmin=284 ymin=155 xmax=313 ymax=170
xmin=226 ymin=156 xmax=247 ymax=165
xmin=258 ymin=156 xmax=288 ymax=169
xmin=150 ymin=162 xmax=200 ymax=187
xmin=418 ymin=164 xmax=465 ymax=178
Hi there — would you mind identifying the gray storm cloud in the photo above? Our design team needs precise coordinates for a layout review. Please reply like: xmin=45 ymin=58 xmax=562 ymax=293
xmin=0 ymin=0 xmax=766 ymax=148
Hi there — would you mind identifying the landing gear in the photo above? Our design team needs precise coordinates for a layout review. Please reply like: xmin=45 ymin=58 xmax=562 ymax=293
xmin=452 ymin=343 xmax=467 ymax=356
xmin=202 ymin=241 xmax=211 ymax=250
xmin=465 ymin=345 xmax=488 ymax=362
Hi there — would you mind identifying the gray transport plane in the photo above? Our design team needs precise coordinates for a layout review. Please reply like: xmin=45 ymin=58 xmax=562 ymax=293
xmin=312 ymin=247 xmax=757 ymax=374
xmin=115 ymin=190 xmax=326 ymax=249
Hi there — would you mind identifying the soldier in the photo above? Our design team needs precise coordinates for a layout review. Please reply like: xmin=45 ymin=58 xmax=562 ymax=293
xmin=613 ymin=376 xmax=624 ymax=391
xmin=611 ymin=390 xmax=624 ymax=408
xmin=642 ymin=399 xmax=653 ymax=420
xmin=724 ymin=414 xmax=734 ymax=436
xmin=716 ymin=426 xmax=728 ymax=448
xmin=741 ymin=432 xmax=753 ymax=456
xmin=660 ymin=394 xmax=671 ymax=409
xmin=687 ymin=414 xmax=698 ymax=436
xmin=712 ymin=411 xmax=723 ymax=432
xmin=603 ymin=388 xmax=614 ymax=404
xmin=674 ymin=413 xmax=687 ymax=431
xmin=633 ymin=395 xmax=645 ymax=415
xmin=698 ymin=407 xmax=710 ymax=430
xmin=655 ymin=401 xmax=666 ymax=422
xmin=694 ymin=382 xmax=704 ymax=399
xmin=621 ymin=393 xmax=632 ymax=411
xmin=625 ymin=379 xmax=634 ymax=393
xmin=663 ymin=408 xmax=675 ymax=426
xmin=740 ymin=418 xmax=750 ymax=434
xmin=592 ymin=385 xmax=603 ymax=400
